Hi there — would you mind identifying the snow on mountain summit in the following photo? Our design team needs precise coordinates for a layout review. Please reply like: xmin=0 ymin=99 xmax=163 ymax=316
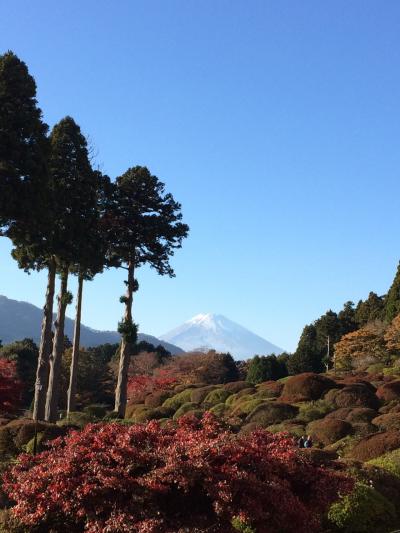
xmin=160 ymin=313 xmax=284 ymax=359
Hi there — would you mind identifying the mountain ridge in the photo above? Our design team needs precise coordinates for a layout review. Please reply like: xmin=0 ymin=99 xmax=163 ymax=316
xmin=0 ymin=295 xmax=183 ymax=354
xmin=160 ymin=313 xmax=284 ymax=359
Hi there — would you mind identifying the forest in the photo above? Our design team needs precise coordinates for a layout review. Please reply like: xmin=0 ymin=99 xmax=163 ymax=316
xmin=1 ymin=52 xmax=400 ymax=533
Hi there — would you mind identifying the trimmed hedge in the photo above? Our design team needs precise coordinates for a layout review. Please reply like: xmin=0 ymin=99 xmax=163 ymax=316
xmin=190 ymin=386 xmax=218 ymax=404
xmin=173 ymin=402 xmax=200 ymax=420
xmin=372 ymin=413 xmax=400 ymax=431
xmin=245 ymin=402 xmax=298 ymax=427
xmin=280 ymin=373 xmax=337 ymax=402
xmin=162 ymin=389 xmax=193 ymax=410
xmin=333 ymin=384 xmax=380 ymax=410
xmin=203 ymin=388 xmax=231 ymax=406
xmin=306 ymin=418 xmax=352 ymax=446
xmin=349 ymin=431 xmax=400 ymax=461
xmin=376 ymin=380 xmax=400 ymax=402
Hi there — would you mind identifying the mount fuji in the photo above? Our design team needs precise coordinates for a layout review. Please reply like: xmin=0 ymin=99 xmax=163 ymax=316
xmin=160 ymin=313 xmax=284 ymax=359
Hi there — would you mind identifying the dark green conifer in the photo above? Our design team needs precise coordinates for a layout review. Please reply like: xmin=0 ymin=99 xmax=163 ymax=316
xmin=109 ymin=166 xmax=189 ymax=417
xmin=384 ymin=262 xmax=400 ymax=322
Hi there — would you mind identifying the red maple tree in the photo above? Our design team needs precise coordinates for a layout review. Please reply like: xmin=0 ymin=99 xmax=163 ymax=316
xmin=3 ymin=414 xmax=353 ymax=533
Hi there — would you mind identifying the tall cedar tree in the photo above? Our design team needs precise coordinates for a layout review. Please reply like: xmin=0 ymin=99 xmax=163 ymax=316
xmin=67 ymin=172 xmax=111 ymax=414
xmin=109 ymin=167 xmax=188 ymax=417
xmin=45 ymin=117 xmax=97 ymax=422
xmin=385 ymin=262 xmax=400 ymax=322
xmin=0 ymin=52 xmax=52 ymax=421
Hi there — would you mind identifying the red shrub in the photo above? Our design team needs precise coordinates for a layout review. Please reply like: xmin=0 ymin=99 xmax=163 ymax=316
xmin=333 ymin=384 xmax=380 ymax=410
xmin=127 ymin=369 xmax=177 ymax=404
xmin=0 ymin=359 xmax=22 ymax=414
xmin=281 ymin=373 xmax=337 ymax=402
xmin=3 ymin=414 xmax=352 ymax=533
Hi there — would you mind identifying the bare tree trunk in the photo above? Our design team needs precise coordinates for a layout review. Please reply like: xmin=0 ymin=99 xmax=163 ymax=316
xmin=115 ymin=261 xmax=134 ymax=418
xmin=45 ymin=267 xmax=69 ymax=423
xmin=67 ymin=273 xmax=83 ymax=415
xmin=33 ymin=258 xmax=56 ymax=421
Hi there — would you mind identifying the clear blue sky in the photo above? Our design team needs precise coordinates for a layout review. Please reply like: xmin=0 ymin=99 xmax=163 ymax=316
xmin=1 ymin=1 xmax=400 ymax=352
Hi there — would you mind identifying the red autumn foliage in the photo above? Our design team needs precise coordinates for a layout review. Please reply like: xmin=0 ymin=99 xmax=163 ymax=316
xmin=127 ymin=369 xmax=177 ymax=403
xmin=0 ymin=359 xmax=22 ymax=414
xmin=3 ymin=413 xmax=353 ymax=533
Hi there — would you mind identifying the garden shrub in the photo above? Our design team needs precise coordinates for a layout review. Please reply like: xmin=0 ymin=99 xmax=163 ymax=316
xmin=298 ymin=400 xmax=334 ymax=423
xmin=280 ymin=373 xmax=337 ymax=403
xmin=266 ymin=422 xmax=304 ymax=438
xmin=231 ymin=398 xmax=268 ymax=417
xmin=173 ymin=383 xmax=197 ymax=393
xmin=257 ymin=380 xmax=284 ymax=396
xmin=162 ymin=389 xmax=193 ymax=410
xmin=83 ymin=404 xmax=107 ymax=419
xmin=0 ymin=427 xmax=16 ymax=458
xmin=372 ymin=413 xmax=400 ymax=431
xmin=325 ymin=407 xmax=353 ymax=420
xmin=333 ymin=384 xmax=380 ymax=410
xmin=246 ymin=402 xmax=298 ymax=426
xmin=345 ymin=407 xmax=377 ymax=424
xmin=301 ymin=448 xmax=338 ymax=464
xmin=351 ymin=422 xmax=377 ymax=438
xmin=209 ymin=403 xmax=229 ymax=417
xmin=190 ymin=385 xmax=218 ymax=404
xmin=223 ymin=381 xmax=249 ymax=393
xmin=327 ymin=481 xmax=396 ymax=532
xmin=236 ymin=387 xmax=256 ymax=397
xmin=376 ymin=380 xmax=400 ymax=402
xmin=173 ymin=402 xmax=200 ymax=420
xmin=3 ymin=414 xmax=353 ymax=533
xmin=144 ymin=390 xmax=173 ymax=408
xmin=367 ymin=448 xmax=400 ymax=478
xmin=58 ymin=412 xmax=93 ymax=427
xmin=203 ymin=388 xmax=231 ymax=406
xmin=307 ymin=418 xmax=353 ymax=446
xmin=350 ymin=431 xmax=400 ymax=461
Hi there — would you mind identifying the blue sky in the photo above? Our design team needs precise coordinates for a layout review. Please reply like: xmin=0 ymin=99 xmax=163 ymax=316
xmin=1 ymin=1 xmax=400 ymax=352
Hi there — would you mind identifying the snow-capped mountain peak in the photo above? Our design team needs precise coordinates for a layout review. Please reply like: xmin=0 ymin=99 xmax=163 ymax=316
xmin=160 ymin=313 xmax=283 ymax=359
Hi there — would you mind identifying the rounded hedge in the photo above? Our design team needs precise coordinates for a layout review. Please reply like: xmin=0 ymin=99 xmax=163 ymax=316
xmin=333 ymin=384 xmax=380 ymax=410
xmin=246 ymin=402 xmax=298 ymax=427
xmin=173 ymin=402 xmax=200 ymax=420
xmin=162 ymin=389 xmax=193 ymax=411
xmin=203 ymin=388 xmax=231 ymax=406
xmin=376 ymin=380 xmax=400 ymax=402
xmin=280 ymin=373 xmax=337 ymax=403
xmin=306 ymin=418 xmax=353 ymax=446
xmin=372 ymin=413 xmax=400 ymax=431
xmin=349 ymin=431 xmax=400 ymax=461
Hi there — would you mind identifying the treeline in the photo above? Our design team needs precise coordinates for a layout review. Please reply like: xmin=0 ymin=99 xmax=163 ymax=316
xmin=0 ymin=51 xmax=188 ymax=420
xmin=288 ymin=262 xmax=400 ymax=374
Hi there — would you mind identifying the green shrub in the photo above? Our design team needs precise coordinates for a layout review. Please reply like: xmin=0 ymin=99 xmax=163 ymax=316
xmin=298 ymin=399 xmax=334 ymax=423
xmin=368 ymin=448 xmax=400 ymax=478
xmin=162 ymin=389 xmax=193 ymax=410
xmin=231 ymin=398 xmax=268 ymax=417
xmin=327 ymin=482 xmax=397 ymax=532
xmin=173 ymin=402 xmax=200 ymax=420
xmin=209 ymin=403 xmax=229 ymax=417
xmin=223 ymin=381 xmax=250 ymax=393
xmin=83 ymin=404 xmax=108 ymax=419
xmin=246 ymin=402 xmax=298 ymax=427
xmin=58 ymin=412 xmax=93 ymax=427
xmin=232 ymin=516 xmax=256 ymax=533
xmin=204 ymin=388 xmax=231 ymax=406
xmin=266 ymin=422 xmax=304 ymax=437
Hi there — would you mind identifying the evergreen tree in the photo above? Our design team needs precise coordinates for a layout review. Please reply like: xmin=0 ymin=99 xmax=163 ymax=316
xmin=44 ymin=117 xmax=97 ymax=422
xmin=246 ymin=354 xmax=284 ymax=384
xmin=0 ymin=51 xmax=52 ymax=421
xmin=66 ymin=172 xmax=111 ymax=415
xmin=108 ymin=166 xmax=189 ymax=417
xmin=384 ymin=262 xmax=400 ymax=322
xmin=0 ymin=51 xmax=48 ymax=231
xmin=355 ymin=292 xmax=385 ymax=326
xmin=288 ymin=324 xmax=320 ymax=374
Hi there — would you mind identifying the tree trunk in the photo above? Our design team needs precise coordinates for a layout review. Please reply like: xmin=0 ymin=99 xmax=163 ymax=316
xmin=45 ymin=267 xmax=69 ymax=422
xmin=115 ymin=261 xmax=134 ymax=417
xmin=67 ymin=273 xmax=83 ymax=415
xmin=33 ymin=258 xmax=56 ymax=421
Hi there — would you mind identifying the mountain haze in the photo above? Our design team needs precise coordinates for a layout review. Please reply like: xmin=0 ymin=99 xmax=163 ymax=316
xmin=0 ymin=295 xmax=183 ymax=354
xmin=160 ymin=313 xmax=284 ymax=359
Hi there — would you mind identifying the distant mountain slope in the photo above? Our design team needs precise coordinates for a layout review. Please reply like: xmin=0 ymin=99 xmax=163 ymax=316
xmin=0 ymin=295 xmax=183 ymax=354
xmin=160 ymin=313 xmax=284 ymax=359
